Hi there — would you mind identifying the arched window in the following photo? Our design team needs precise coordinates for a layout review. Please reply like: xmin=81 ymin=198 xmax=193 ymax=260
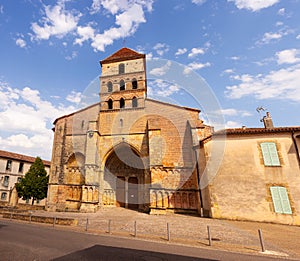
xmin=132 ymin=78 xmax=138 ymax=89
xmin=120 ymin=98 xmax=125 ymax=109
xmin=107 ymin=81 xmax=113 ymax=92
xmin=120 ymin=80 xmax=125 ymax=91
xmin=119 ymin=63 xmax=125 ymax=74
xmin=108 ymin=99 xmax=113 ymax=110
xmin=132 ymin=97 xmax=138 ymax=108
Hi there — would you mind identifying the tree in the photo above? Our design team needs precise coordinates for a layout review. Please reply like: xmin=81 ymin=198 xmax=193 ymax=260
xmin=16 ymin=157 xmax=49 ymax=205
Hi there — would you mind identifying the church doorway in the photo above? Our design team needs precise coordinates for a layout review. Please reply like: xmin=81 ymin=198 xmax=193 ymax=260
xmin=104 ymin=143 xmax=145 ymax=210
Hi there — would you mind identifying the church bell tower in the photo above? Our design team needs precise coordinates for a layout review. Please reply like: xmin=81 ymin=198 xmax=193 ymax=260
xmin=99 ymin=47 xmax=147 ymax=111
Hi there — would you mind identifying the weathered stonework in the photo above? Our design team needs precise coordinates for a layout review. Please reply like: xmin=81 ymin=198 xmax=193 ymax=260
xmin=47 ymin=48 xmax=210 ymax=214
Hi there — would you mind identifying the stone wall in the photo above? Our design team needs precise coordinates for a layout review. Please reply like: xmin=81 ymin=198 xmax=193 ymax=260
xmin=201 ymin=131 xmax=300 ymax=225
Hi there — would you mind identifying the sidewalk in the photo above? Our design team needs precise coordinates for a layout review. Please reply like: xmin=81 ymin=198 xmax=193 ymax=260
xmin=30 ymin=207 xmax=300 ymax=260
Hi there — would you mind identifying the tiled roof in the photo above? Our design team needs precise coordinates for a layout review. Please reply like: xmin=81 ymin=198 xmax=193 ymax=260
xmin=213 ymin=127 xmax=300 ymax=135
xmin=0 ymin=150 xmax=51 ymax=166
xmin=100 ymin=47 xmax=145 ymax=65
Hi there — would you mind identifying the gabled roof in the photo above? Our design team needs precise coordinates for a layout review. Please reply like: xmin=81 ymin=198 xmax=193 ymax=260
xmin=213 ymin=126 xmax=300 ymax=135
xmin=0 ymin=150 xmax=51 ymax=166
xmin=100 ymin=47 xmax=145 ymax=65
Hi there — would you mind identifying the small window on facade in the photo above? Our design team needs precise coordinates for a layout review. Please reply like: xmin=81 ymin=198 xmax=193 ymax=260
xmin=260 ymin=142 xmax=280 ymax=166
xmin=119 ymin=63 xmax=125 ymax=74
xmin=6 ymin=160 xmax=12 ymax=170
xmin=107 ymin=81 xmax=113 ymax=92
xmin=17 ymin=177 xmax=22 ymax=183
xmin=270 ymin=186 xmax=292 ymax=214
xmin=120 ymin=98 xmax=125 ymax=109
xmin=132 ymin=97 xmax=138 ymax=108
xmin=120 ymin=80 xmax=125 ymax=91
xmin=3 ymin=176 xmax=9 ymax=187
xmin=120 ymin=119 xmax=123 ymax=127
xmin=108 ymin=99 xmax=113 ymax=110
xmin=18 ymin=162 xmax=24 ymax=173
xmin=36 ymin=199 xmax=40 ymax=204
xmin=132 ymin=79 xmax=138 ymax=89
xmin=1 ymin=192 xmax=7 ymax=200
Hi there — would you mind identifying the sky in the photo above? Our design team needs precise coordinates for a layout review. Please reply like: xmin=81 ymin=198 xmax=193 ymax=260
xmin=0 ymin=0 xmax=300 ymax=160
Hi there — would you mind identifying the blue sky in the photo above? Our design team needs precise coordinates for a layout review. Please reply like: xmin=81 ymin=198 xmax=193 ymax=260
xmin=1 ymin=0 xmax=300 ymax=160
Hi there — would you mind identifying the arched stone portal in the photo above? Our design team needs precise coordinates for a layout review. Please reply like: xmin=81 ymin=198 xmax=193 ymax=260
xmin=103 ymin=143 xmax=148 ymax=211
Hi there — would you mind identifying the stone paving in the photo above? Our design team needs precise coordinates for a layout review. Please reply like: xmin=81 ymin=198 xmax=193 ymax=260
xmin=29 ymin=207 xmax=300 ymax=260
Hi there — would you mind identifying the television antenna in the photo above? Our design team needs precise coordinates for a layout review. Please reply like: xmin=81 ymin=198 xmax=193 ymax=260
xmin=256 ymin=106 xmax=267 ymax=122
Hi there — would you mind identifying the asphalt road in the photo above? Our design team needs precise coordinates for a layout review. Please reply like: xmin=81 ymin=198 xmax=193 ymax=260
xmin=0 ymin=220 xmax=292 ymax=261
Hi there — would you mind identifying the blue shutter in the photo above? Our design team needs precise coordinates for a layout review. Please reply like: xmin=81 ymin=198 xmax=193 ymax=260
xmin=278 ymin=187 xmax=292 ymax=214
xmin=270 ymin=186 xmax=292 ymax=215
xmin=261 ymin=143 xmax=272 ymax=166
xmin=268 ymin=143 xmax=280 ymax=166
xmin=270 ymin=186 xmax=283 ymax=213
xmin=261 ymin=142 xmax=280 ymax=166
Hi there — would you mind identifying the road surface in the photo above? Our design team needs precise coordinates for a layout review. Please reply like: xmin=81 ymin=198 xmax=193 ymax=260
xmin=0 ymin=219 xmax=293 ymax=260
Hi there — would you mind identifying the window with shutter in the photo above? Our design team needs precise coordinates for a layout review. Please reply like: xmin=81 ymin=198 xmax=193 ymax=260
xmin=270 ymin=186 xmax=292 ymax=214
xmin=260 ymin=142 xmax=280 ymax=166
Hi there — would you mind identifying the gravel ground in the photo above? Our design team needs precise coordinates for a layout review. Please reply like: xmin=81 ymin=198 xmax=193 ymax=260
xmin=29 ymin=207 xmax=300 ymax=260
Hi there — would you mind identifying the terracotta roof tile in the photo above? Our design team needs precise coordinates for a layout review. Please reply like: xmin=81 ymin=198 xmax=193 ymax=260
xmin=213 ymin=127 xmax=300 ymax=135
xmin=100 ymin=47 xmax=145 ymax=65
xmin=0 ymin=150 xmax=51 ymax=166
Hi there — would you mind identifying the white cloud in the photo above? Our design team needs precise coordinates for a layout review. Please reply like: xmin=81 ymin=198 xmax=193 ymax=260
xmin=91 ymin=3 xmax=147 ymax=52
xmin=191 ymin=0 xmax=207 ymax=5
xmin=74 ymin=26 xmax=95 ymax=46
xmin=277 ymin=8 xmax=285 ymax=16
xmin=188 ymin=47 xmax=205 ymax=58
xmin=222 ymin=69 xmax=234 ymax=74
xmin=225 ymin=121 xmax=242 ymax=128
xmin=175 ymin=48 xmax=187 ymax=56
xmin=230 ymin=56 xmax=240 ymax=61
xmin=16 ymin=38 xmax=26 ymax=48
xmin=183 ymin=62 xmax=211 ymax=74
xmin=153 ymin=43 xmax=169 ymax=56
xmin=226 ymin=64 xmax=300 ymax=101
xmin=148 ymin=79 xmax=179 ymax=97
xmin=149 ymin=61 xmax=171 ymax=77
xmin=276 ymin=49 xmax=300 ymax=64
xmin=256 ymin=28 xmax=293 ymax=45
xmin=31 ymin=3 xmax=81 ymax=40
xmin=0 ymin=5 xmax=3 ymax=14
xmin=215 ymin=108 xmax=252 ymax=117
xmin=65 ymin=51 xmax=78 ymax=61
xmin=29 ymin=1 xmax=153 ymax=52
xmin=66 ymin=91 xmax=82 ymax=103
xmin=0 ymin=82 xmax=76 ymax=159
xmin=297 ymin=35 xmax=300 ymax=40
xmin=227 ymin=0 xmax=279 ymax=12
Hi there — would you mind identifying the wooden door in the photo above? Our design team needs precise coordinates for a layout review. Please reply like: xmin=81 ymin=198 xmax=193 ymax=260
xmin=128 ymin=177 xmax=138 ymax=209
xmin=116 ymin=176 xmax=125 ymax=207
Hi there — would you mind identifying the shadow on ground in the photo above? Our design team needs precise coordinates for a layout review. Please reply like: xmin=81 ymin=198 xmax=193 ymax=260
xmin=53 ymin=244 xmax=217 ymax=261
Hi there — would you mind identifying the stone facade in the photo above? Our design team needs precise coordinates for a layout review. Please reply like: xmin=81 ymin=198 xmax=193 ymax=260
xmin=0 ymin=150 xmax=50 ymax=206
xmin=199 ymin=127 xmax=300 ymax=225
xmin=46 ymin=47 xmax=300 ymax=225
xmin=47 ymin=48 xmax=211 ymax=213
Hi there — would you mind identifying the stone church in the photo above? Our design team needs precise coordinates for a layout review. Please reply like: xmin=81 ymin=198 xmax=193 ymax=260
xmin=47 ymin=47 xmax=211 ymax=214
xmin=47 ymin=47 xmax=300 ymax=226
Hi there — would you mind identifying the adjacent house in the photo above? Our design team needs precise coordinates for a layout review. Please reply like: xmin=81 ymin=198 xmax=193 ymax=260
xmin=0 ymin=150 xmax=50 ymax=206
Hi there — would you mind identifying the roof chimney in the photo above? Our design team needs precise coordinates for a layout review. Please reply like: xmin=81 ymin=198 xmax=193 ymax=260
xmin=262 ymin=112 xmax=274 ymax=129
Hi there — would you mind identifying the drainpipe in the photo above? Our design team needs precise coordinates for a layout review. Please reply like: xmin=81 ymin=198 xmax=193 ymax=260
xmin=292 ymin=131 xmax=300 ymax=168
xmin=194 ymin=148 xmax=203 ymax=217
